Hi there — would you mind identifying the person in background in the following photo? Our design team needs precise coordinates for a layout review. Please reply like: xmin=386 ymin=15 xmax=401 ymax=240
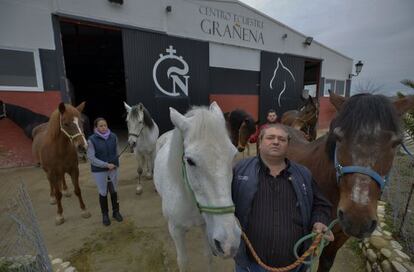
xmin=249 ymin=109 xmax=279 ymax=144
xmin=232 ymin=124 xmax=333 ymax=272
xmin=87 ymin=118 xmax=123 ymax=226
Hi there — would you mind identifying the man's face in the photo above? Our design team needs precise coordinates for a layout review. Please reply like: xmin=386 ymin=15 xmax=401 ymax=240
xmin=267 ymin=112 xmax=277 ymax=123
xmin=259 ymin=127 xmax=289 ymax=159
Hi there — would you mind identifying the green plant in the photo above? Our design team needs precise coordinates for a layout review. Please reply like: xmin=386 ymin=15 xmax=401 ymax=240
xmin=397 ymin=80 xmax=414 ymax=140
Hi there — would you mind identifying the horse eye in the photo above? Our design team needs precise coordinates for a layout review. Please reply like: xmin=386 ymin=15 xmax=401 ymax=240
xmin=186 ymin=158 xmax=196 ymax=166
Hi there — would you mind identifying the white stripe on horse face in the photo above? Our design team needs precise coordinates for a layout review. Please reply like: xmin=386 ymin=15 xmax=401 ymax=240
xmin=73 ymin=117 xmax=87 ymax=147
xmin=351 ymin=177 xmax=370 ymax=205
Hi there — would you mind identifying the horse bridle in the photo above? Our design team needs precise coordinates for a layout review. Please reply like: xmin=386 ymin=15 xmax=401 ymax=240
xmin=0 ymin=103 xmax=6 ymax=119
xmin=181 ymin=157 xmax=236 ymax=214
xmin=128 ymin=126 xmax=144 ymax=140
xmin=60 ymin=115 xmax=85 ymax=142
xmin=333 ymin=143 xmax=389 ymax=191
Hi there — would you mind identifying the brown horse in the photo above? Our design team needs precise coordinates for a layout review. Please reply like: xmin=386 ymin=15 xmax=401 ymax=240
xmin=32 ymin=102 xmax=91 ymax=225
xmin=285 ymin=91 xmax=414 ymax=271
xmin=224 ymin=109 xmax=256 ymax=152
xmin=281 ymin=96 xmax=319 ymax=141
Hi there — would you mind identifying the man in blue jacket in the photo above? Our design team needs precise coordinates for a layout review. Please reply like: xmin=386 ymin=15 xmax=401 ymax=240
xmin=232 ymin=124 xmax=333 ymax=272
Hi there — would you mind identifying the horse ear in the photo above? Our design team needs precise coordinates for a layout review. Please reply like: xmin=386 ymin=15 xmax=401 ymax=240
xmin=209 ymin=101 xmax=224 ymax=120
xmin=170 ymin=107 xmax=188 ymax=131
xmin=124 ymin=101 xmax=131 ymax=113
xmin=138 ymin=103 xmax=144 ymax=111
xmin=393 ymin=95 xmax=414 ymax=116
xmin=76 ymin=101 xmax=86 ymax=113
xmin=58 ymin=102 xmax=66 ymax=114
xmin=329 ymin=90 xmax=346 ymax=111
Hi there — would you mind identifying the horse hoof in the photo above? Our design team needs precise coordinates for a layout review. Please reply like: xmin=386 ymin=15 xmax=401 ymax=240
xmin=55 ymin=216 xmax=65 ymax=225
xmin=62 ymin=190 xmax=71 ymax=197
xmin=49 ymin=197 xmax=57 ymax=205
xmin=81 ymin=210 xmax=91 ymax=218
xmin=136 ymin=185 xmax=143 ymax=195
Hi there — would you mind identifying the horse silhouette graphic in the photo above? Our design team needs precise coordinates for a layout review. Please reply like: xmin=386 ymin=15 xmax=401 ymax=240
xmin=152 ymin=45 xmax=190 ymax=97
xmin=269 ymin=58 xmax=296 ymax=107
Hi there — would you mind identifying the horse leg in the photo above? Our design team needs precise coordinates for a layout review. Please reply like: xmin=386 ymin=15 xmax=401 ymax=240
xmin=168 ymin=222 xmax=188 ymax=272
xmin=61 ymin=176 xmax=71 ymax=197
xmin=49 ymin=180 xmax=56 ymax=205
xmin=69 ymin=168 xmax=91 ymax=219
xmin=144 ymin=153 xmax=154 ymax=179
xmin=136 ymin=154 xmax=144 ymax=195
xmin=50 ymin=176 xmax=64 ymax=225
xmin=317 ymin=231 xmax=349 ymax=272
xmin=201 ymin=225 xmax=213 ymax=272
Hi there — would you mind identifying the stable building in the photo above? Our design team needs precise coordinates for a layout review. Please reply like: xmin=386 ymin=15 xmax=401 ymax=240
xmin=0 ymin=0 xmax=354 ymax=166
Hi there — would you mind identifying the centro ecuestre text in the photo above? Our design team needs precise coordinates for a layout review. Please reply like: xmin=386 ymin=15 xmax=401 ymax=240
xmin=199 ymin=5 xmax=265 ymax=45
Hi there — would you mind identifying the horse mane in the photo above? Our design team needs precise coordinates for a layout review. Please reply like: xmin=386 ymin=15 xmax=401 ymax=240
xmin=47 ymin=109 xmax=63 ymax=140
xmin=130 ymin=104 xmax=154 ymax=129
xmin=227 ymin=109 xmax=255 ymax=132
xmin=326 ymin=93 xmax=401 ymax=160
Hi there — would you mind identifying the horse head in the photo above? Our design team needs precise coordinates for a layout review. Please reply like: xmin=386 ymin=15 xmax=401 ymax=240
xmin=124 ymin=102 xmax=154 ymax=150
xmin=225 ymin=109 xmax=256 ymax=152
xmin=170 ymin=102 xmax=241 ymax=257
xmin=237 ymin=116 xmax=256 ymax=152
xmin=327 ymin=91 xmax=414 ymax=238
xmin=58 ymin=102 xmax=88 ymax=152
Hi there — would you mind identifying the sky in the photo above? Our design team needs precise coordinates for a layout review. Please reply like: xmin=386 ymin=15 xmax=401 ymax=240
xmin=239 ymin=0 xmax=414 ymax=96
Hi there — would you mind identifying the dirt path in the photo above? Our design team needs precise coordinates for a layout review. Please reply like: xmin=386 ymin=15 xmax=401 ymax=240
xmin=0 ymin=151 xmax=364 ymax=271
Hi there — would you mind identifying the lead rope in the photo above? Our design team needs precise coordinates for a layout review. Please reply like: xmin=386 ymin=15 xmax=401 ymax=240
xmin=240 ymin=219 xmax=339 ymax=272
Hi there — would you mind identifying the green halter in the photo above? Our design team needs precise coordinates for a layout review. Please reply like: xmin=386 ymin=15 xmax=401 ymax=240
xmin=181 ymin=158 xmax=235 ymax=214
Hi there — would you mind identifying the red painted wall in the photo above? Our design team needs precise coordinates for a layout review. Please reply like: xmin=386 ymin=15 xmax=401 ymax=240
xmin=0 ymin=91 xmax=61 ymax=168
xmin=209 ymin=94 xmax=259 ymax=121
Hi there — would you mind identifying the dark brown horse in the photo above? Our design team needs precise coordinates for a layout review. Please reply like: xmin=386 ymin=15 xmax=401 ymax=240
xmin=286 ymin=91 xmax=414 ymax=271
xmin=281 ymin=96 xmax=319 ymax=141
xmin=32 ymin=102 xmax=91 ymax=225
xmin=224 ymin=109 xmax=256 ymax=152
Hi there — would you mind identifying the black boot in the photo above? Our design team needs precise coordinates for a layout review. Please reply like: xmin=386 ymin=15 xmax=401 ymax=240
xmin=99 ymin=194 xmax=111 ymax=226
xmin=110 ymin=191 xmax=123 ymax=222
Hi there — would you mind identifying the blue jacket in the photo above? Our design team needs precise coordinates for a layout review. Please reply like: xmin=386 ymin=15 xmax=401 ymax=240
xmin=232 ymin=156 xmax=330 ymax=268
xmin=88 ymin=133 xmax=119 ymax=172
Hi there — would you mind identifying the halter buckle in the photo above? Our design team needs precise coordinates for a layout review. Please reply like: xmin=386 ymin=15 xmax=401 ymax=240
xmin=335 ymin=164 xmax=343 ymax=177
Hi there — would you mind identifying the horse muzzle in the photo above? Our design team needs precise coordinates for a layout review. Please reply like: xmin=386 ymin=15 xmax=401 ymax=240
xmin=128 ymin=141 xmax=136 ymax=152
xmin=338 ymin=209 xmax=377 ymax=239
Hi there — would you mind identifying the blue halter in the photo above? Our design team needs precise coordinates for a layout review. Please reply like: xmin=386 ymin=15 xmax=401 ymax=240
xmin=334 ymin=144 xmax=389 ymax=191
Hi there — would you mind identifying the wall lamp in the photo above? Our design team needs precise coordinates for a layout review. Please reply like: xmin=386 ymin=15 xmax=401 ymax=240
xmin=349 ymin=60 xmax=364 ymax=79
xmin=304 ymin=36 xmax=313 ymax=46
xmin=108 ymin=0 xmax=123 ymax=4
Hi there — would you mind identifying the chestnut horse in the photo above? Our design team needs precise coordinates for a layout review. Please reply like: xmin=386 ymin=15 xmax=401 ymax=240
xmin=224 ymin=109 xmax=256 ymax=152
xmin=32 ymin=102 xmax=91 ymax=225
xmin=281 ymin=96 xmax=319 ymax=141
xmin=286 ymin=91 xmax=414 ymax=271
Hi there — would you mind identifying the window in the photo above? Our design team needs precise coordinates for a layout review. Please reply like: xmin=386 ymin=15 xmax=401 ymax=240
xmin=323 ymin=79 xmax=347 ymax=97
xmin=324 ymin=79 xmax=335 ymax=96
xmin=304 ymin=84 xmax=317 ymax=97
xmin=0 ymin=47 xmax=43 ymax=91
xmin=336 ymin=80 xmax=345 ymax=96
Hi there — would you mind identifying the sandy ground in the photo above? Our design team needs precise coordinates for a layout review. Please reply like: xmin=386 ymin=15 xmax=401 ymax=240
xmin=0 ymin=146 xmax=364 ymax=272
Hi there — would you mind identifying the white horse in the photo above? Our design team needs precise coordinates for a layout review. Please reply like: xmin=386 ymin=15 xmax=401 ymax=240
xmin=154 ymin=102 xmax=241 ymax=272
xmin=124 ymin=102 xmax=159 ymax=194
